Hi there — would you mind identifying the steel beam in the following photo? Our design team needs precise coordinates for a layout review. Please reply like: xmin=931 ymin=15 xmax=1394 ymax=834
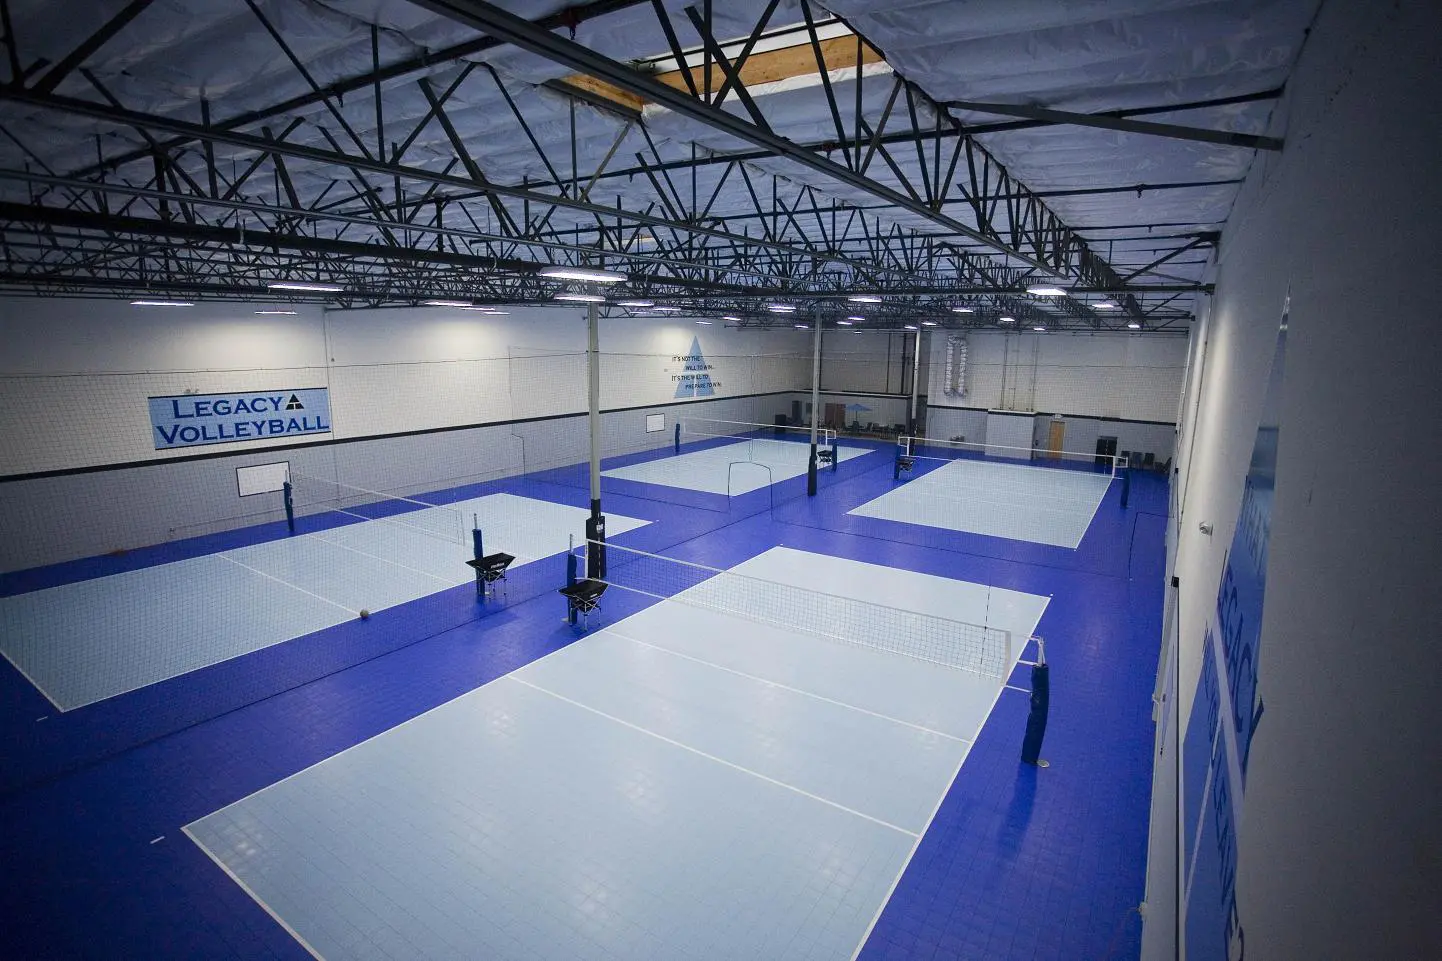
xmin=407 ymin=0 xmax=1060 ymax=274
xmin=947 ymin=99 xmax=1284 ymax=152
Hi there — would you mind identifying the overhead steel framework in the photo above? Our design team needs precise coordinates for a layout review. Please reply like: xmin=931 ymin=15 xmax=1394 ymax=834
xmin=0 ymin=0 xmax=1213 ymax=331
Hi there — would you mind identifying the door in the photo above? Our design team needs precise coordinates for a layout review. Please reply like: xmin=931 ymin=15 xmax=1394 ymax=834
xmin=825 ymin=403 xmax=846 ymax=430
xmin=1046 ymin=419 xmax=1065 ymax=458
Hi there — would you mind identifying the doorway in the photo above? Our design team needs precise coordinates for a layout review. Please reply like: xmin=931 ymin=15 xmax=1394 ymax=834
xmin=1046 ymin=419 xmax=1065 ymax=457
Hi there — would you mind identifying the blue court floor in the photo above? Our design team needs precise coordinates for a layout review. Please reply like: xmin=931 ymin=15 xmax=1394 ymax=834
xmin=185 ymin=549 xmax=1047 ymax=961
xmin=0 ymin=452 xmax=1167 ymax=961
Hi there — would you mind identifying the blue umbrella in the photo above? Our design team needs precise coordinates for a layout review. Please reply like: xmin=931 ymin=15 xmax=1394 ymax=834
xmin=844 ymin=402 xmax=872 ymax=412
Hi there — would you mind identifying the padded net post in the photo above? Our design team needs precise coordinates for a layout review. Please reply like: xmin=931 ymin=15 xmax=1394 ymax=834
xmin=585 ymin=513 xmax=606 ymax=580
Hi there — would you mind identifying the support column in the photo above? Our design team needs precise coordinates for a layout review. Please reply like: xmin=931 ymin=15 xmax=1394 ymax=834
xmin=909 ymin=328 xmax=923 ymax=433
xmin=807 ymin=314 xmax=822 ymax=496
xmin=585 ymin=302 xmax=606 ymax=577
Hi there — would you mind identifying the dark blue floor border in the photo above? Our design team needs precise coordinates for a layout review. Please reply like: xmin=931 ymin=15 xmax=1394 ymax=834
xmin=1 ymin=452 xmax=1165 ymax=961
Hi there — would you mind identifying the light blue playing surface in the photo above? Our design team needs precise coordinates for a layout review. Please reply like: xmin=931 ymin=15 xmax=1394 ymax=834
xmin=0 ymin=494 xmax=646 ymax=711
xmin=603 ymin=439 xmax=873 ymax=495
xmin=849 ymin=457 xmax=1114 ymax=548
xmin=186 ymin=548 xmax=1047 ymax=961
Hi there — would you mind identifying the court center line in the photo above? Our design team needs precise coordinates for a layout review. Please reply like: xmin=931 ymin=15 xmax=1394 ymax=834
xmin=510 ymin=676 xmax=919 ymax=839
xmin=214 ymin=552 xmax=355 ymax=615
xmin=307 ymin=529 xmax=461 ymax=585
xmin=602 ymin=628 xmax=970 ymax=743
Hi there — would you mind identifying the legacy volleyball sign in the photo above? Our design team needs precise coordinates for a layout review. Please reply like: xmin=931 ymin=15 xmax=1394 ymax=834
xmin=148 ymin=388 xmax=331 ymax=450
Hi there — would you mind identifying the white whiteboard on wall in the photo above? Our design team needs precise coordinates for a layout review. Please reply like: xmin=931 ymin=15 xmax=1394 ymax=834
xmin=645 ymin=413 xmax=666 ymax=433
xmin=984 ymin=411 xmax=1035 ymax=459
xmin=236 ymin=461 xmax=291 ymax=497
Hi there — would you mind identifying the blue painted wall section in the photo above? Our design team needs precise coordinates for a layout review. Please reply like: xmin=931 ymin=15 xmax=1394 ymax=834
xmin=1183 ymin=307 xmax=1287 ymax=960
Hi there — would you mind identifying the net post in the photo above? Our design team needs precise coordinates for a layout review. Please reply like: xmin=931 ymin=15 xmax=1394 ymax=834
xmin=807 ymin=308 xmax=821 ymax=497
xmin=1021 ymin=636 xmax=1051 ymax=767
xmin=1120 ymin=456 xmax=1132 ymax=509
xmin=673 ymin=422 xmax=680 ymax=455
xmin=282 ymin=481 xmax=295 ymax=535
xmin=472 ymin=515 xmax=484 ymax=599
xmin=566 ymin=537 xmax=579 ymax=625
xmin=585 ymin=514 xmax=606 ymax=580
xmin=830 ymin=436 xmax=839 ymax=472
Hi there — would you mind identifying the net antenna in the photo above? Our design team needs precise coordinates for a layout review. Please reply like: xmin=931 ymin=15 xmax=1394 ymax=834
xmin=898 ymin=434 xmax=1122 ymax=478
xmin=286 ymin=469 xmax=466 ymax=544
xmin=586 ymin=541 xmax=1013 ymax=679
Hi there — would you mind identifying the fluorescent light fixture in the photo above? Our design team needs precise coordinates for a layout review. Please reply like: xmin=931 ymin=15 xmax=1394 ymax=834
xmin=846 ymin=315 xmax=865 ymax=322
xmin=998 ymin=316 xmax=1016 ymax=324
xmin=130 ymin=299 xmax=193 ymax=307
xmin=617 ymin=299 xmax=654 ymax=308
xmin=904 ymin=324 xmax=918 ymax=330
xmin=460 ymin=307 xmax=508 ymax=314
xmin=922 ymin=321 xmax=938 ymax=326
xmin=794 ymin=323 xmax=809 ymax=329
xmin=652 ymin=306 xmax=683 ymax=312
xmin=1127 ymin=321 xmax=1143 ymax=329
xmin=554 ymin=292 xmax=606 ymax=303
xmin=268 ymin=281 xmax=343 ymax=292
xmin=539 ymin=266 xmax=626 ymax=284
xmin=951 ymin=306 xmax=975 ymax=314
xmin=847 ymin=294 xmax=882 ymax=303
xmin=1026 ymin=286 xmax=1068 ymax=297
xmin=695 ymin=320 xmax=713 ymax=325
xmin=423 ymin=299 xmax=472 ymax=307
xmin=766 ymin=303 xmax=797 ymax=312
xmin=1094 ymin=300 xmax=1120 ymax=309
xmin=721 ymin=315 xmax=742 ymax=322
xmin=836 ymin=320 xmax=854 ymax=326
xmin=253 ymin=309 xmax=297 ymax=315
xmin=1032 ymin=325 xmax=1047 ymax=332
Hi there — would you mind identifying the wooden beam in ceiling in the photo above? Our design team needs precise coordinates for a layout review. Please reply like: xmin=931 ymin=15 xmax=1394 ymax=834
xmin=554 ymin=34 xmax=885 ymax=114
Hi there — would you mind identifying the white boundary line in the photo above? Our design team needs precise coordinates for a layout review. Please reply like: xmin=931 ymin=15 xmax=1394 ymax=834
xmin=602 ymin=628 xmax=970 ymax=743
xmin=0 ymin=643 xmax=65 ymax=712
xmin=181 ymin=823 xmax=327 ymax=961
xmin=512 ymin=675 xmax=918 ymax=838
xmin=846 ymin=595 xmax=1051 ymax=960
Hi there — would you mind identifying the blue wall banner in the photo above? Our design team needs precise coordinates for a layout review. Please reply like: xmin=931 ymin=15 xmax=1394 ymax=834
xmin=148 ymin=388 xmax=331 ymax=450
xmin=1183 ymin=299 xmax=1288 ymax=961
